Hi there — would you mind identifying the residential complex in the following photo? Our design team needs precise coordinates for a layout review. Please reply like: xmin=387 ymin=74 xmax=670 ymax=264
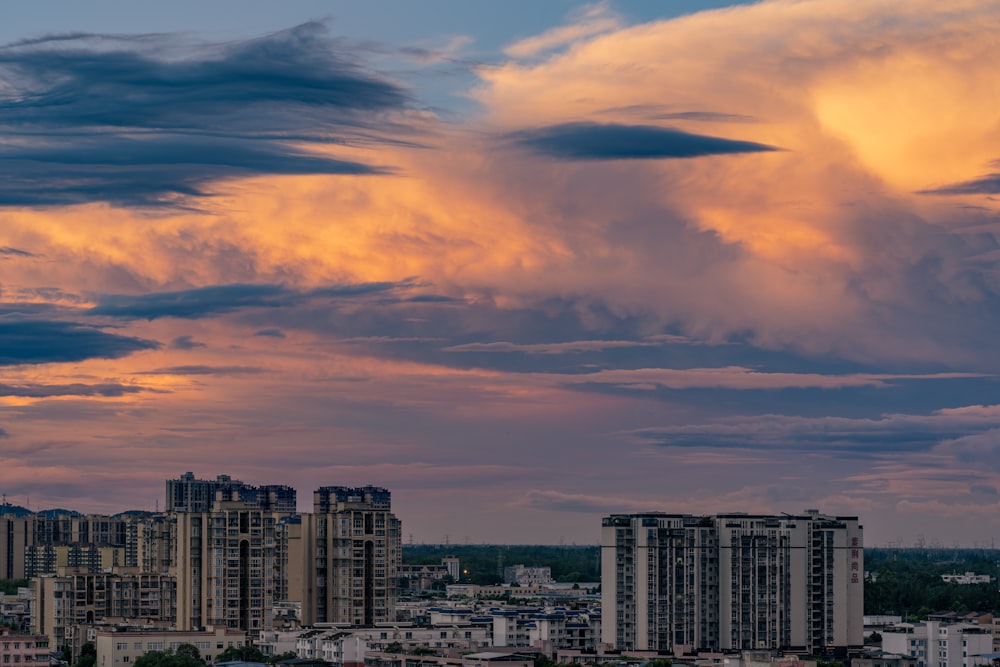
xmin=14 ymin=474 xmax=401 ymax=661
xmin=601 ymin=510 xmax=864 ymax=654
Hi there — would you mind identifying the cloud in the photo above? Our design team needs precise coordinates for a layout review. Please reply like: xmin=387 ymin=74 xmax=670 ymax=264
xmin=88 ymin=280 xmax=411 ymax=320
xmin=253 ymin=328 xmax=285 ymax=338
xmin=920 ymin=170 xmax=1000 ymax=195
xmin=508 ymin=122 xmax=779 ymax=160
xmin=655 ymin=111 xmax=757 ymax=123
xmin=629 ymin=404 xmax=1000 ymax=454
xmin=444 ymin=339 xmax=657 ymax=354
xmin=170 ymin=335 xmax=205 ymax=349
xmin=0 ymin=382 xmax=146 ymax=397
xmin=0 ymin=246 xmax=37 ymax=258
xmin=515 ymin=489 xmax=662 ymax=514
xmin=0 ymin=136 xmax=385 ymax=208
xmin=556 ymin=367 xmax=987 ymax=391
xmin=504 ymin=2 xmax=623 ymax=58
xmin=0 ymin=319 xmax=159 ymax=365
xmin=0 ymin=22 xmax=411 ymax=207
xmin=138 ymin=365 xmax=264 ymax=376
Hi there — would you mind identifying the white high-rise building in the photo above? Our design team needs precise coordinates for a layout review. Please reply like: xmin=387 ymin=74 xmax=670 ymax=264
xmin=601 ymin=510 xmax=863 ymax=654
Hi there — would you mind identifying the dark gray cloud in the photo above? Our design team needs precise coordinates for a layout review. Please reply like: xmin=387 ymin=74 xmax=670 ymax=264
xmin=629 ymin=407 xmax=1000 ymax=456
xmin=509 ymin=122 xmax=778 ymax=160
xmin=0 ymin=22 xmax=410 ymax=207
xmin=0 ymin=319 xmax=159 ymax=365
xmin=654 ymin=111 xmax=757 ymax=123
xmin=0 ymin=246 xmax=37 ymax=258
xmin=88 ymin=280 xmax=415 ymax=320
xmin=920 ymin=172 xmax=1000 ymax=195
xmin=0 ymin=137 xmax=384 ymax=208
xmin=170 ymin=335 xmax=205 ymax=350
xmin=0 ymin=382 xmax=145 ymax=397
xmin=253 ymin=328 xmax=286 ymax=338
xmin=138 ymin=365 xmax=264 ymax=376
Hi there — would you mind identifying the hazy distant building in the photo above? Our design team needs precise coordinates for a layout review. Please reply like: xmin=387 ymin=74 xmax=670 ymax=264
xmin=601 ymin=510 xmax=863 ymax=654
xmin=502 ymin=565 xmax=553 ymax=586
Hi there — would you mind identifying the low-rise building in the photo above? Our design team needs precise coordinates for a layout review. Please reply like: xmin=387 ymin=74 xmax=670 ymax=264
xmin=502 ymin=567 xmax=552 ymax=587
xmin=94 ymin=625 xmax=247 ymax=667
xmin=940 ymin=574 xmax=992 ymax=585
xmin=0 ymin=629 xmax=50 ymax=666
xmin=882 ymin=621 xmax=993 ymax=667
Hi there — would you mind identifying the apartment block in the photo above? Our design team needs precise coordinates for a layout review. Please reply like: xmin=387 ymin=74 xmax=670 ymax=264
xmin=1 ymin=516 xmax=32 ymax=580
xmin=291 ymin=486 xmax=401 ymax=627
xmin=601 ymin=511 xmax=863 ymax=654
xmin=32 ymin=568 xmax=176 ymax=658
xmin=173 ymin=491 xmax=281 ymax=633
xmin=167 ymin=473 xmax=296 ymax=515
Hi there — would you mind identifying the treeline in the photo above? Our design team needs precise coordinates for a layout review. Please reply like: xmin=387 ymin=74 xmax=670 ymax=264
xmin=865 ymin=548 xmax=1000 ymax=616
xmin=402 ymin=544 xmax=600 ymax=585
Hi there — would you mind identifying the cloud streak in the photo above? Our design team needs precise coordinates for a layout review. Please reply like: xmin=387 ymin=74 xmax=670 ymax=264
xmin=509 ymin=122 xmax=779 ymax=160
xmin=0 ymin=22 xmax=411 ymax=207
xmin=0 ymin=319 xmax=158 ymax=365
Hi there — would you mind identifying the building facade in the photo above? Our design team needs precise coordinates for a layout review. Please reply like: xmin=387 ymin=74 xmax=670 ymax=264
xmin=32 ymin=568 xmax=176 ymax=658
xmin=173 ymin=492 xmax=282 ymax=633
xmin=0 ymin=629 xmax=50 ymax=667
xmin=882 ymin=621 xmax=994 ymax=667
xmin=166 ymin=473 xmax=296 ymax=515
xmin=94 ymin=625 xmax=248 ymax=667
xmin=292 ymin=486 xmax=401 ymax=627
xmin=601 ymin=511 xmax=863 ymax=654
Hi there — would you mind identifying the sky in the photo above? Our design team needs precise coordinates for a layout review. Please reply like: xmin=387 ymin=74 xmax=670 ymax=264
xmin=2 ymin=0 xmax=1000 ymax=546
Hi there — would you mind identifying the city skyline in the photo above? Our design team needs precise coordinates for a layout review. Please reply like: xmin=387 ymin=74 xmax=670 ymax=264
xmin=2 ymin=1 xmax=1000 ymax=546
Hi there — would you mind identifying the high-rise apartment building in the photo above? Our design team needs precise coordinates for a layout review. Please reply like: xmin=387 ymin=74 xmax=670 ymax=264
xmin=601 ymin=511 xmax=863 ymax=654
xmin=173 ymin=489 xmax=282 ymax=633
xmin=290 ymin=486 xmax=401 ymax=627
xmin=1 ymin=515 xmax=32 ymax=580
xmin=166 ymin=473 xmax=296 ymax=514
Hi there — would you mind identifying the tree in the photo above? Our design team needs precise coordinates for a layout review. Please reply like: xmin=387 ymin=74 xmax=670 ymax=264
xmin=269 ymin=652 xmax=299 ymax=664
xmin=76 ymin=642 xmax=97 ymax=667
xmin=134 ymin=644 xmax=205 ymax=667
xmin=384 ymin=643 xmax=403 ymax=654
xmin=216 ymin=646 xmax=266 ymax=664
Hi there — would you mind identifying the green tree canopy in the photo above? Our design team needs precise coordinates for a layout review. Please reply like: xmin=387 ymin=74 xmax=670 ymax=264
xmin=76 ymin=642 xmax=96 ymax=667
xmin=133 ymin=644 xmax=205 ymax=667
xmin=216 ymin=646 xmax=266 ymax=664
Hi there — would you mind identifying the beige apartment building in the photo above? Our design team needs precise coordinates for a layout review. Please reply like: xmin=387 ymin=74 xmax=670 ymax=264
xmin=288 ymin=486 xmax=401 ymax=627
xmin=601 ymin=511 xmax=863 ymax=654
xmin=173 ymin=491 xmax=282 ymax=633
xmin=1 ymin=516 xmax=32 ymax=580
xmin=32 ymin=567 xmax=176 ymax=658
xmin=94 ymin=625 xmax=247 ymax=667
